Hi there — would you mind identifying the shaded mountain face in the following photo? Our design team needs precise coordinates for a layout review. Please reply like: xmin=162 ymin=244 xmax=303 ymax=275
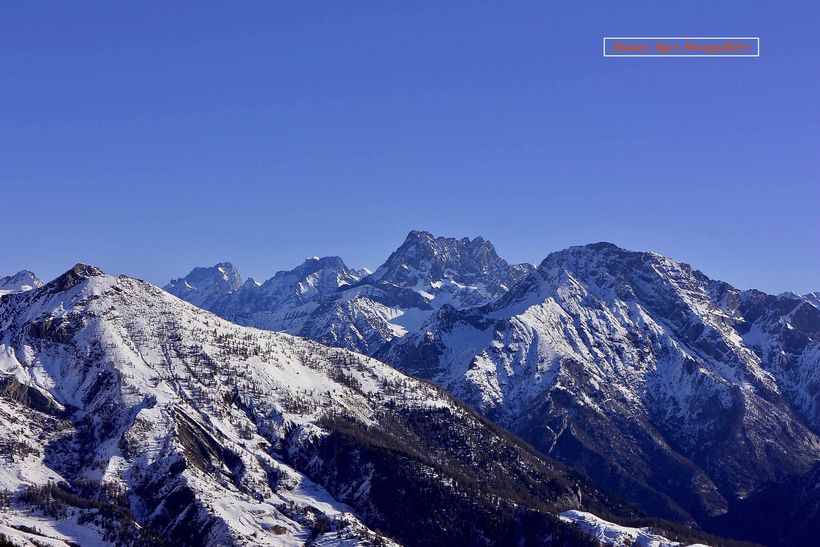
xmin=706 ymin=461 xmax=820 ymax=546
xmin=166 ymin=231 xmax=534 ymax=354
xmin=0 ymin=264 xmax=640 ymax=546
xmin=0 ymin=270 xmax=43 ymax=296
xmin=380 ymin=242 xmax=820 ymax=530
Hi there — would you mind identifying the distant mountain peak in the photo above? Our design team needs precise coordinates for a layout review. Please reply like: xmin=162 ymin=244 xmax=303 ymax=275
xmin=256 ymin=255 xmax=357 ymax=302
xmin=164 ymin=261 xmax=242 ymax=306
xmin=585 ymin=241 xmax=623 ymax=251
xmin=401 ymin=229 xmax=491 ymax=251
xmin=214 ymin=261 xmax=239 ymax=274
xmin=4 ymin=269 xmax=41 ymax=281
xmin=170 ymin=261 xmax=240 ymax=288
xmin=404 ymin=228 xmax=434 ymax=240
xmin=290 ymin=255 xmax=349 ymax=277
xmin=370 ymin=230 xmax=513 ymax=288
xmin=0 ymin=269 xmax=44 ymax=296
xmin=538 ymin=242 xmax=685 ymax=278
xmin=352 ymin=266 xmax=372 ymax=279
xmin=242 ymin=276 xmax=262 ymax=288
xmin=541 ymin=241 xmax=628 ymax=263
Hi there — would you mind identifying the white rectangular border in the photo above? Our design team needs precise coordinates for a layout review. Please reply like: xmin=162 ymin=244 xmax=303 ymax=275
xmin=603 ymin=37 xmax=760 ymax=58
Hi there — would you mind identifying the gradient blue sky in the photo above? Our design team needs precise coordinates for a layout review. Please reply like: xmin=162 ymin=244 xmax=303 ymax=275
xmin=1 ymin=2 xmax=818 ymax=293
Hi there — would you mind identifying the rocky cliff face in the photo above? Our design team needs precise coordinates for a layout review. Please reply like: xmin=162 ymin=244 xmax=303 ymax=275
xmin=367 ymin=230 xmax=533 ymax=308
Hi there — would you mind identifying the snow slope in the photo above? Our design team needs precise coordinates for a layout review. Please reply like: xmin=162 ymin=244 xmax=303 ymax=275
xmin=560 ymin=511 xmax=709 ymax=547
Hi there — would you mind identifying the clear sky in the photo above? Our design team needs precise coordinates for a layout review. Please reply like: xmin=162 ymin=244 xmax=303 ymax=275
xmin=1 ymin=2 xmax=818 ymax=294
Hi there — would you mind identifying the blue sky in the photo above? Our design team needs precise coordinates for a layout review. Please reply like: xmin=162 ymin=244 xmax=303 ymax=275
xmin=1 ymin=2 xmax=817 ymax=293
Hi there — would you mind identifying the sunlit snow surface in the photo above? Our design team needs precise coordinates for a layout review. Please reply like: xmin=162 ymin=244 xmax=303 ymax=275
xmin=560 ymin=511 xmax=710 ymax=547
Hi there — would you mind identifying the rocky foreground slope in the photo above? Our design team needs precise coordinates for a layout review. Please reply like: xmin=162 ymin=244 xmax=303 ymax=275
xmin=0 ymin=264 xmax=676 ymax=546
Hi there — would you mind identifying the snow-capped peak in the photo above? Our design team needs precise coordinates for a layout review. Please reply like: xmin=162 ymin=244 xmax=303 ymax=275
xmin=365 ymin=230 xmax=533 ymax=307
xmin=289 ymin=255 xmax=350 ymax=279
xmin=352 ymin=266 xmax=373 ymax=279
xmin=0 ymin=269 xmax=44 ymax=296
xmin=164 ymin=261 xmax=242 ymax=307
xmin=369 ymin=230 xmax=498 ymax=284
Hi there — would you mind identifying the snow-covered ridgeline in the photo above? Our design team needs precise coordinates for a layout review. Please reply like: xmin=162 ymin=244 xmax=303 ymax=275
xmin=0 ymin=264 xmax=624 ymax=546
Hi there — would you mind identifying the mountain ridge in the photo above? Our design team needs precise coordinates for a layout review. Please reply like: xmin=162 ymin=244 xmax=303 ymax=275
xmin=380 ymin=241 xmax=820 ymax=533
xmin=164 ymin=230 xmax=535 ymax=354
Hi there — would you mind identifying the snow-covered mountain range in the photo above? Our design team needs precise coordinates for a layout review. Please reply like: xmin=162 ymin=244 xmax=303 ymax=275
xmin=168 ymin=232 xmax=820 ymax=545
xmin=165 ymin=231 xmax=533 ymax=354
xmin=2 ymin=263 xmax=676 ymax=546
xmin=381 ymin=242 xmax=820 ymax=533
